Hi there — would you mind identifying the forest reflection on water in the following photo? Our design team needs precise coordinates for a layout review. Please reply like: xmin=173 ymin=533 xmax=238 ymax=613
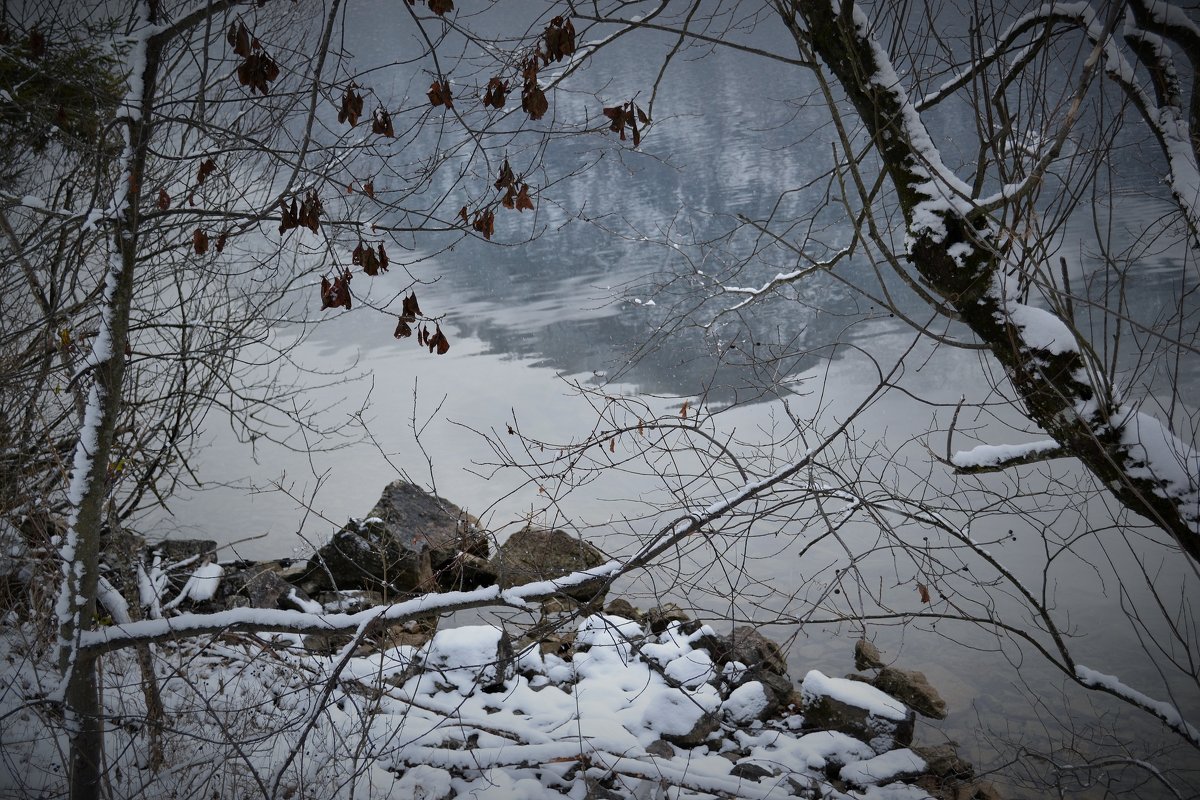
xmin=156 ymin=8 xmax=1199 ymax=796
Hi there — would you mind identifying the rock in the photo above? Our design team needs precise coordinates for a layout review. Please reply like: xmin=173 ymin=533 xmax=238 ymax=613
xmin=419 ymin=625 xmax=515 ymax=694
xmin=316 ymin=589 xmax=385 ymax=613
xmin=369 ymin=480 xmax=488 ymax=563
xmin=743 ymin=667 xmax=793 ymax=709
xmin=955 ymin=780 xmax=1003 ymax=800
xmin=716 ymin=627 xmax=788 ymax=676
xmin=800 ymin=669 xmax=916 ymax=753
xmin=840 ymin=748 xmax=927 ymax=787
xmin=722 ymin=680 xmax=776 ymax=724
xmin=304 ymin=629 xmax=373 ymax=657
xmin=245 ymin=568 xmax=316 ymax=611
xmin=583 ymin=776 xmax=623 ymax=800
xmin=645 ymin=739 xmax=675 ymax=758
xmin=151 ymin=538 xmax=218 ymax=566
xmin=306 ymin=615 xmax=436 ymax=657
xmin=435 ymin=552 xmax=498 ymax=592
xmin=913 ymin=744 xmax=974 ymax=780
xmin=604 ymin=598 xmax=642 ymax=621
xmin=308 ymin=518 xmax=435 ymax=595
xmin=660 ymin=711 xmax=720 ymax=748
xmin=854 ymin=638 xmax=885 ymax=671
xmin=872 ymin=666 xmax=948 ymax=720
xmin=643 ymin=603 xmax=689 ymax=634
xmin=519 ymin=628 xmax=575 ymax=658
xmin=307 ymin=481 xmax=487 ymax=594
xmin=730 ymin=761 xmax=774 ymax=782
xmin=490 ymin=527 xmax=607 ymax=603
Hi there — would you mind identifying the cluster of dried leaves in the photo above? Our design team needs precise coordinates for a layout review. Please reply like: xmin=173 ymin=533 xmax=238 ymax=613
xmin=372 ymin=107 xmax=395 ymax=137
xmin=392 ymin=292 xmax=450 ymax=354
xmin=406 ymin=0 xmax=454 ymax=15
xmin=352 ymin=241 xmax=389 ymax=276
xmin=603 ymin=100 xmax=650 ymax=147
xmin=191 ymin=228 xmax=229 ymax=255
xmin=543 ymin=16 xmax=576 ymax=62
xmin=494 ymin=159 xmax=534 ymax=211
xmin=278 ymin=189 xmax=322 ymax=235
xmin=481 ymin=77 xmax=508 ymax=109
xmin=520 ymin=56 xmax=549 ymax=120
xmin=459 ymin=206 xmax=496 ymax=239
xmin=321 ymin=269 xmax=353 ymax=310
xmin=228 ymin=21 xmax=279 ymax=96
xmin=455 ymin=158 xmax=537 ymax=240
xmin=428 ymin=80 xmax=453 ymax=109
xmin=174 ymin=157 xmax=219 ymax=207
xmin=338 ymin=85 xmax=364 ymax=125
xmin=24 ymin=26 xmax=46 ymax=59
xmin=337 ymin=85 xmax=395 ymax=137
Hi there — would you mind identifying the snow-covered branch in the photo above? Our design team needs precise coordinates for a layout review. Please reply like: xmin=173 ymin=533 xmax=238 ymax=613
xmin=950 ymin=440 xmax=1066 ymax=473
xmin=79 ymin=562 xmax=624 ymax=654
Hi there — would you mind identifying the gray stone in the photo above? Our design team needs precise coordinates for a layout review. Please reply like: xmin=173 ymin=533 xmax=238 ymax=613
xmin=955 ymin=780 xmax=1003 ymax=800
xmin=873 ymin=666 xmax=948 ymax=720
xmin=309 ymin=519 xmax=435 ymax=595
xmin=367 ymin=480 xmax=488 ymax=565
xmin=306 ymin=617 xmax=435 ymax=658
xmin=435 ymin=552 xmax=498 ymax=592
xmin=644 ymin=603 xmax=690 ymax=634
xmin=855 ymin=638 xmax=885 ymax=671
xmin=742 ymin=667 xmax=792 ymax=710
xmin=244 ymin=568 xmax=315 ymax=611
xmin=604 ymin=598 xmax=642 ymax=621
xmin=419 ymin=626 xmax=515 ymax=694
xmin=490 ymin=527 xmax=607 ymax=603
xmin=151 ymin=538 xmax=218 ymax=566
xmin=913 ymin=744 xmax=974 ymax=780
xmin=307 ymin=481 xmax=487 ymax=595
xmin=316 ymin=589 xmax=385 ymax=613
xmin=583 ymin=776 xmax=623 ymax=799
xmin=718 ymin=627 xmax=788 ymax=676
xmin=660 ymin=711 xmax=720 ymax=748
xmin=644 ymin=739 xmax=675 ymax=758
xmin=730 ymin=762 xmax=774 ymax=782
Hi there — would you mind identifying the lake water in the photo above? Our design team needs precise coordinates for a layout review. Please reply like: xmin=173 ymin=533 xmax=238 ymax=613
xmin=152 ymin=5 xmax=1200 ymax=796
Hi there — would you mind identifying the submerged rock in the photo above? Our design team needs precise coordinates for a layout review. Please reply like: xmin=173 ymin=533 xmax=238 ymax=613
xmin=913 ymin=744 xmax=974 ymax=780
xmin=873 ymin=665 xmax=948 ymax=720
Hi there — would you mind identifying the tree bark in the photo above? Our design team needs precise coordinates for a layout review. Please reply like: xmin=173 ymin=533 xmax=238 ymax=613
xmin=56 ymin=8 xmax=164 ymax=797
xmin=790 ymin=0 xmax=1200 ymax=562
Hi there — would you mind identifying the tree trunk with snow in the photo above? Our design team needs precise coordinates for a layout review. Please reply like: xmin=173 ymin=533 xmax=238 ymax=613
xmin=788 ymin=0 xmax=1200 ymax=562
xmin=56 ymin=9 xmax=162 ymax=798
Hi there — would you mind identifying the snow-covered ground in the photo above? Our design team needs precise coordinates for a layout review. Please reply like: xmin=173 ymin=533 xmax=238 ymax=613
xmin=0 ymin=612 xmax=952 ymax=799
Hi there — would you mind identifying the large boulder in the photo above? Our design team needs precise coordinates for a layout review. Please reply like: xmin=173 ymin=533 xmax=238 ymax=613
xmin=308 ymin=518 xmax=435 ymax=595
xmin=490 ymin=527 xmax=608 ymax=603
xmin=306 ymin=481 xmax=488 ymax=595
xmin=366 ymin=481 xmax=488 ymax=565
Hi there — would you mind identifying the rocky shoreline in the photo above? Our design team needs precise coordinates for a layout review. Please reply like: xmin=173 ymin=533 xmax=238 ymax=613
xmin=78 ymin=480 xmax=1000 ymax=799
